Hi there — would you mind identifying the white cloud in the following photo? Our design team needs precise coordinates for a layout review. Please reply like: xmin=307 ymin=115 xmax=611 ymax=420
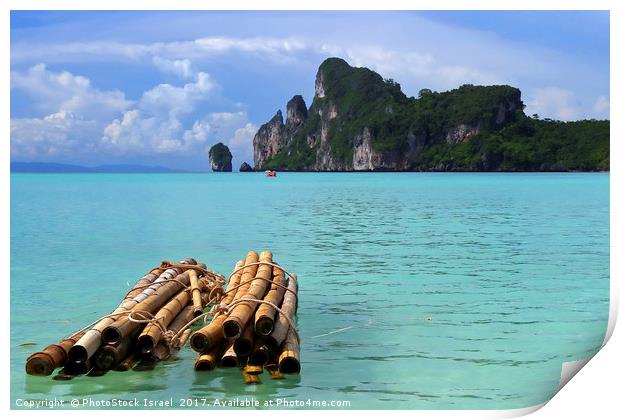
xmin=11 ymin=36 xmax=307 ymax=64
xmin=10 ymin=60 xmax=258 ymax=166
xmin=228 ymin=123 xmax=258 ymax=165
xmin=11 ymin=111 xmax=100 ymax=159
xmin=152 ymin=56 xmax=195 ymax=79
xmin=100 ymin=66 xmax=222 ymax=155
xmin=592 ymin=95 xmax=610 ymax=118
xmin=338 ymin=46 xmax=500 ymax=92
xmin=11 ymin=64 xmax=132 ymax=120
xmin=526 ymin=87 xmax=610 ymax=121
xmin=138 ymin=72 xmax=217 ymax=118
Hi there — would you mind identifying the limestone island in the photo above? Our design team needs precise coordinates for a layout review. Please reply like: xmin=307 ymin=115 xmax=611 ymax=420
xmin=253 ymin=57 xmax=609 ymax=172
xmin=209 ymin=143 xmax=233 ymax=172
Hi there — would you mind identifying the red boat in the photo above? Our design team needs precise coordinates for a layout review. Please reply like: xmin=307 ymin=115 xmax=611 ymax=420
xmin=265 ymin=170 xmax=277 ymax=177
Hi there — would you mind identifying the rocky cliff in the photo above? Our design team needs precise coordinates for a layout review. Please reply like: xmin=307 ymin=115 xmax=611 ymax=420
xmin=253 ymin=57 xmax=609 ymax=171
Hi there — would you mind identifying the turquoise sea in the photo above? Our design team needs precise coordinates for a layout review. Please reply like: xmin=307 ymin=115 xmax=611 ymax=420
xmin=10 ymin=172 xmax=609 ymax=409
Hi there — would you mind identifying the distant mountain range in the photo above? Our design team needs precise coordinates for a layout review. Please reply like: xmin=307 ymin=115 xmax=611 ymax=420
xmin=11 ymin=162 xmax=183 ymax=173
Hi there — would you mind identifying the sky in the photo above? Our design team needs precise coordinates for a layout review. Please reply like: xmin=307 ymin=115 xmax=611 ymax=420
xmin=10 ymin=10 xmax=610 ymax=171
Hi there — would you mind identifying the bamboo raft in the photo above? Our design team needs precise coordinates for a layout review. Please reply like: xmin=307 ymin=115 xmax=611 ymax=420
xmin=190 ymin=251 xmax=300 ymax=381
xmin=25 ymin=251 xmax=301 ymax=383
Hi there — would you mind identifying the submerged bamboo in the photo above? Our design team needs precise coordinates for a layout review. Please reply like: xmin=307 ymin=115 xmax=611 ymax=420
xmin=25 ymin=331 xmax=84 ymax=376
xmin=102 ymin=269 xmax=194 ymax=345
xmin=115 ymin=350 xmax=141 ymax=372
xmin=138 ymin=288 xmax=191 ymax=354
xmin=265 ymin=274 xmax=298 ymax=352
xmin=223 ymin=251 xmax=272 ymax=339
xmin=69 ymin=258 xmax=194 ymax=363
xmin=189 ymin=269 xmax=203 ymax=316
xmin=255 ymin=266 xmax=287 ymax=336
xmin=278 ymin=328 xmax=301 ymax=374
xmin=190 ymin=259 xmax=247 ymax=352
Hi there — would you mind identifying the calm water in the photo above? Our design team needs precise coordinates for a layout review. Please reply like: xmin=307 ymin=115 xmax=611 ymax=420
xmin=10 ymin=173 xmax=609 ymax=409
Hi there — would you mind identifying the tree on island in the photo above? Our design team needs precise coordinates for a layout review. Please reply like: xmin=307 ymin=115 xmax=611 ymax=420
xmin=208 ymin=142 xmax=232 ymax=172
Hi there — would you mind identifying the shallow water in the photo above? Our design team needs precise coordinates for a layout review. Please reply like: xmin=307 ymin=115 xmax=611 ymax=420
xmin=10 ymin=172 xmax=609 ymax=409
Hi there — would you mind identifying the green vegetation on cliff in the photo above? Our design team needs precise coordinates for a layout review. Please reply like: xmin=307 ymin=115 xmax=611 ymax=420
xmin=208 ymin=142 xmax=233 ymax=172
xmin=417 ymin=118 xmax=610 ymax=171
xmin=262 ymin=57 xmax=609 ymax=171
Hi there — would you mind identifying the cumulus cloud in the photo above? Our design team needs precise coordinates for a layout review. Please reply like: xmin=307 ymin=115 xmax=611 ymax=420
xmin=228 ymin=123 xmax=258 ymax=166
xmin=11 ymin=111 xmax=100 ymax=159
xmin=152 ymin=56 xmax=195 ymax=79
xmin=101 ymin=70 xmax=218 ymax=154
xmin=138 ymin=72 xmax=217 ymax=118
xmin=11 ymin=64 xmax=132 ymax=120
xmin=11 ymin=60 xmax=258 ymax=168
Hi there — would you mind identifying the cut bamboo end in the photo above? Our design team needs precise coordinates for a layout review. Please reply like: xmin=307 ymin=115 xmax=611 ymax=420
xmin=249 ymin=344 xmax=270 ymax=366
xmin=101 ymin=323 xmax=124 ymax=345
xmin=190 ymin=316 xmax=225 ymax=353
xmin=25 ymin=352 xmax=56 ymax=376
xmin=137 ymin=335 xmax=156 ymax=355
xmin=26 ymin=332 xmax=85 ymax=376
xmin=255 ymin=316 xmax=275 ymax=336
xmin=222 ymin=317 xmax=243 ymax=340
xmin=67 ymin=345 xmax=89 ymax=364
xmin=194 ymin=353 xmax=218 ymax=371
xmin=278 ymin=351 xmax=301 ymax=374
xmin=278 ymin=328 xmax=301 ymax=374
xmin=233 ymin=322 xmax=254 ymax=357
xmin=221 ymin=344 xmax=238 ymax=368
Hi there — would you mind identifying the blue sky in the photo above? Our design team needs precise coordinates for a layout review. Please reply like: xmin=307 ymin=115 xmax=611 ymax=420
xmin=10 ymin=11 xmax=610 ymax=171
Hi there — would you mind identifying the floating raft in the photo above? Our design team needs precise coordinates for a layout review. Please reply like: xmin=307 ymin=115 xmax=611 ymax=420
xmin=190 ymin=251 xmax=300 ymax=379
xmin=24 ymin=252 xmax=300 ymax=383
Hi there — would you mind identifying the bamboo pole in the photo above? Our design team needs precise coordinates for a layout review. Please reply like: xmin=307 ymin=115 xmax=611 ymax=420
xmin=223 ymin=251 xmax=272 ymax=339
xmin=62 ymin=360 xmax=91 ymax=376
xmin=221 ymin=343 xmax=239 ymax=368
xmin=25 ymin=331 xmax=84 ymax=376
xmin=233 ymin=320 xmax=254 ymax=358
xmin=190 ymin=258 xmax=248 ymax=352
xmin=151 ymin=305 xmax=194 ymax=361
xmin=137 ymin=288 xmax=191 ymax=354
xmin=229 ymin=252 xmax=260 ymax=303
xmin=278 ymin=327 xmax=301 ymax=374
xmin=264 ymin=274 xmax=298 ymax=353
xmin=194 ymin=347 xmax=221 ymax=371
xmin=189 ymin=269 xmax=203 ymax=316
xmin=93 ymin=332 xmax=137 ymax=371
xmin=249 ymin=342 xmax=270 ymax=366
xmin=115 ymin=350 xmax=141 ymax=371
xmin=255 ymin=266 xmax=287 ymax=336
xmin=102 ymin=269 xmax=194 ymax=344
xmin=69 ymin=258 xmax=194 ymax=363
